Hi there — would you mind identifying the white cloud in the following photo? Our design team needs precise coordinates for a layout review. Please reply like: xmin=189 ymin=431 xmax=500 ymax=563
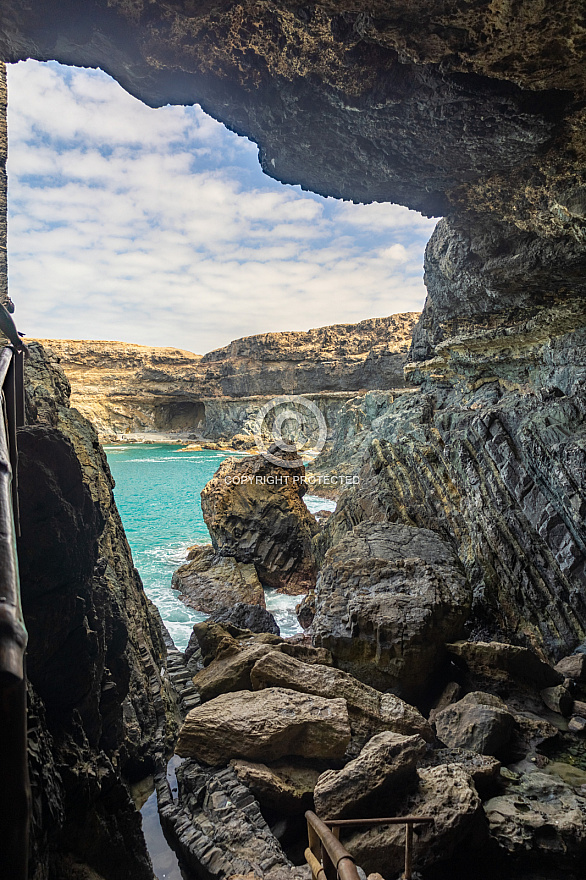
xmin=7 ymin=60 xmax=437 ymax=353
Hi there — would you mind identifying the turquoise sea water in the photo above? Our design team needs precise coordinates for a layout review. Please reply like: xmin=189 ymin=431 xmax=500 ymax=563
xmin=105 ymin=443 xmax=333 ymax=651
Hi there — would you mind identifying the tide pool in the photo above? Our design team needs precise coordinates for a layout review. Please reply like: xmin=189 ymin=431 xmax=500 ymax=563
xmin=105 ymin=443 xmax=334 ymax=650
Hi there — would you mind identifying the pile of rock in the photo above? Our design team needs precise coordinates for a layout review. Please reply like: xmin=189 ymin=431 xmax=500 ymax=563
xmin=164 ymin=620 xmax=586 ymax=879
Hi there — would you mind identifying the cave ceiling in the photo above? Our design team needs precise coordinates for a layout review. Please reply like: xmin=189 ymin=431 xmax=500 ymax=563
xmin=0 ymin=1 xmax=584 ymax=233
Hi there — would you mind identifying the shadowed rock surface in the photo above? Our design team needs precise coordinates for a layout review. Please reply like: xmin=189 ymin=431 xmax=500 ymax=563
xmin=313 ymin=731 xmax=427 ymax=819
xmin=172 ymin=543 xmax=266 ymax=614
xmin=344 ymin=764 xmax=484 ymax=876
xmin=201 ymin=452 xmax=319 ymax=594
xmin=20 ymin=342 xmax=174 ymax=880
xmin=312 ymin=521 xmax=471 ymax=693
xmin=209 ymin=602 xmax=280 ymax=635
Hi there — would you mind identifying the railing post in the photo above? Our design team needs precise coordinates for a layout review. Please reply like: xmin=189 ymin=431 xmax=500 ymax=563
xmin=404 ymin=822 xmax=413 ymax=880
xmin=322 ymin=841 xmax=335 ymax=880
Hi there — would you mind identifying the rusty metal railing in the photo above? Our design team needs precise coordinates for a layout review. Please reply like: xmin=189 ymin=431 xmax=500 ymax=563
xmin=0 ymin=338 xmax=30 ymax=880
xmin=305 ymin=811 xmax=434 ymax=880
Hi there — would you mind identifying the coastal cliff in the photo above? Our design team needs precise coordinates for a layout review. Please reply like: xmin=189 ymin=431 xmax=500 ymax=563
xmin=35 ymin=313 xmax=418 ymax=440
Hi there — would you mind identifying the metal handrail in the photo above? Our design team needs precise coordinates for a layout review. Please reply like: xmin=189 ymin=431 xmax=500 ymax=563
xmin=0 ymin=343 xmax=30 ymax=880
xmin=305 ymin=811 xmax=434 ymax=880
xmin=306 ymin=811 xmax=360 ymax=880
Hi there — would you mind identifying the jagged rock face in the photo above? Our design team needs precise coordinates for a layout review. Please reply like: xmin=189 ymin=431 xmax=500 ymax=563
xmin=410 ymin=215 xmax=586 ymax=361
xmin=1 ymin=1 xmax=584 ymax=228
xmin=20 ymin=342 xmax=171 ymax=879
xmin=201 ymin=453 xmax=319 ymax=594
xmin=36 ymin=316 xmax=416 ymax=438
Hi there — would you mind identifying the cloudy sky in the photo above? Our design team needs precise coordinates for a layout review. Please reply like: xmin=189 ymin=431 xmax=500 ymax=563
xmin=7 ymin=60 xmax=437 ymax=354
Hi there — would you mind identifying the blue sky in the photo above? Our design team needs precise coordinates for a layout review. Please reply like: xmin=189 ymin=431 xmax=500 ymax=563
xmin=7 ymin=60 xmax=437 ymax=354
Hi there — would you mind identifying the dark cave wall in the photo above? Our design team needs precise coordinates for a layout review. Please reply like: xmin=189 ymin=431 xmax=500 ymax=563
xmin=20 ymin=342 xmax=175 ymax=880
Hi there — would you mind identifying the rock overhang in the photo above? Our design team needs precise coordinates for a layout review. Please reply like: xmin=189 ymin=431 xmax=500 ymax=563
xmin=0 ymin=0 xmax=584 ymax=222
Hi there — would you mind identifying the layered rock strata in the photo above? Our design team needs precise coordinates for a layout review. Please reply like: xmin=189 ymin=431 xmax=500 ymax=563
xmin=35 ymin=314 xmax=417 ymax=440
xmin=20 ymin=342 xmax=175 ymax=878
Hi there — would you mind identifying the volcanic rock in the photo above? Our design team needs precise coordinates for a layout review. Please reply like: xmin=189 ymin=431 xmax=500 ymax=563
xmin=312 ymin=521 xmax=471 ymax=693
xmin=484 ymin=771 xmax=586 ymax=863
xmin=209 ymin=603 xmax=280 ymax=636
xmin=434 ymin=692 xmax=515 ymax=758
xmin=345 ymin=764 xmax=484 ymax=876
xmin=175 ymin=689 xmax=351 ymax=764
xmin=201 ymin=453 xmax=319 ymax=594
xmin=173 ymin=544 xmax=265 ymax=614
xmin=313 ymin=731 xmax=427 ymax=820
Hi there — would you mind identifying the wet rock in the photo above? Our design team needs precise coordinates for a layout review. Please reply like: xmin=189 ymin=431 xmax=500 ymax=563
xmin=175 ymin=688 xmax=351 ymax=764
xmin=555 ymin=653 xmax=586 ymax=683
xmin=345 ymin=764 xmax=483 ymax=876
xmin=448 ymin=641 xmax=562 ymax=690
xmin=541 ymin=685 xmax=574 ymax=716
xmin=295 ymin=592 xmax=315 ymax=630
xmin=230 ymin=759 xmax=321 ymax=815
xmin=201 ymin=452 xmax=319 ymax=594
xmin=435 ymin=692 xmax=515 ymax=757
xmin=312 ymin=521 xmax=471 ymax=693
xmin=250 ymin=649 xmax=432 ymax=749
xmin=313 ymin=731 xmax=427 ymax=819
xmin=172 ymin=543 xmax=265 ymax=614
xmin=210 ymin=603 xmax=280 ymax=636
xmin=484 ymin=770 xmax=586 ymax=862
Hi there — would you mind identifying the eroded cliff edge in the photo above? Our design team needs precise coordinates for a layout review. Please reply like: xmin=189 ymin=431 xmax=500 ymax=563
xmin=34 ymin=312 xmax=418 ymax=440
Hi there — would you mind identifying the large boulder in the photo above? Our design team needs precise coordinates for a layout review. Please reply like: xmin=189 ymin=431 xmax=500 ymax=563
xmin=193 ymin=641 xmax=277 ymax=703
xmin=484 ymin=770 xmax=586 ymax=863
xmin=210 ymin=603 xmax=280 ymax=635
xmin=175 ymin=688 xmax=351 ymax=764
xmin=250 ymin=649 xmax=432 ymax=748
xmin=313 ymin=732 xmax=427 ymax=820
xmin=345 ymin=764 xmax=484 ymax=876
xmin=172 ymin=543 xmax=265 ymax=614
xmin=434 ymin=692 xmax=515 ymax=758
xmin=230 ymin=759 xmax=321 ymax=815
xmin=447 ymin=640 xmax=562 ymax=690
xmin=312 ymin=521 xmax=471 ymax=693
xmin=201 ymin=453 xmax=319 ymax=594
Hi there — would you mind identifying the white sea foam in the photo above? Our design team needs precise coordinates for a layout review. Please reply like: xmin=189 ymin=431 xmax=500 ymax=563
xmin=304 ymin=494 xmax=337 ymax=514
